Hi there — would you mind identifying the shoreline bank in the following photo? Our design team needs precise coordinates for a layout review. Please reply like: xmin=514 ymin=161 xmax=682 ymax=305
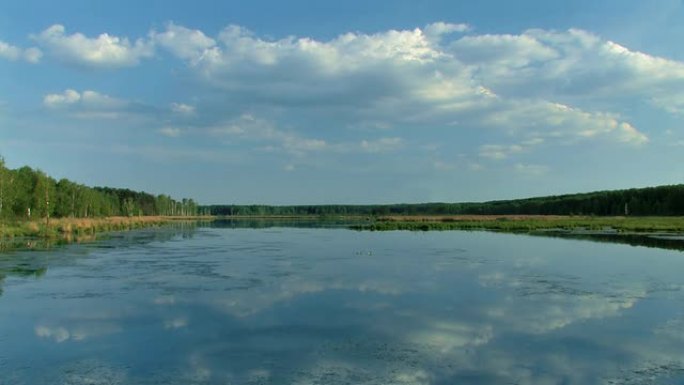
xmin=0 ymin=216 xmax=214 ymax=239
xmin=350 ymin=215 xmax=684 ymax=232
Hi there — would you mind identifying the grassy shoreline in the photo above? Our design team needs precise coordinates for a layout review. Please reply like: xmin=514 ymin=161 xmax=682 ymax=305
xmin=0 ymin=216 xmax=212 ymax=239
xmin=4 ymin=214 xmax=684 ymax=247
xmin=5 ymin=215 xmax=683 ymax=237
xmin=350 ymin=215 xmax=684 ymax=233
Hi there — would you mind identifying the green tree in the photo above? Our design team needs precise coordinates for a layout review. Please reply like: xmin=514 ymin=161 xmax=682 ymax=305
xmin=0 ymin=157 xmax=6 ymax=219
xmin=12 ymin=166 xmax=36 ymax=218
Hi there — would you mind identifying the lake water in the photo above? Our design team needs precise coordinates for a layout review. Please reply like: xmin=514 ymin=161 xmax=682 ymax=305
xmin=2 ymin=222 xmax=684 ymax=384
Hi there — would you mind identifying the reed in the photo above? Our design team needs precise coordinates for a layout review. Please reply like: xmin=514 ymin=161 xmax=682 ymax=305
xmin=0 ymin=216 xmax=209 ymax=239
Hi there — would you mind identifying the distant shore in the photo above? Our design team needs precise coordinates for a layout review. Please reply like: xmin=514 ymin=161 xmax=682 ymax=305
xmin=349 ymin=215 xmax=684 ymax=233
xmin=5 ymin=215 xmax=684 ymax=239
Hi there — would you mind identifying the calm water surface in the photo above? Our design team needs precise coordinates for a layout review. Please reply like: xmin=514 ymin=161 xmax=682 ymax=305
xmin=1 ymin=223 xmax=684 ymax=384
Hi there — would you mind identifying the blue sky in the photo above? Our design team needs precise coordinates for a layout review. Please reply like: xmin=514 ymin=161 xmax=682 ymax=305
xmin=1 ymin=0 xmax=683 ymax=204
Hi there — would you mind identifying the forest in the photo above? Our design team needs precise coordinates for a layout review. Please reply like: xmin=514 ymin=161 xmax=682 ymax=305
xmin=0 ymin=157 xmax=200 ymax=220
xmin=3 ymin=155 xmax=683 ymax=220
xmin=205 ymin=185 xmax=684 ymax=217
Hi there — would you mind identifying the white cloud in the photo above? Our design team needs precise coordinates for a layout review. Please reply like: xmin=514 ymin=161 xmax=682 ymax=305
xmin=160 ymin=22 xmax=452 ymax=90
xmin=158 ymin=127 xmax=182 ymax=137
xmin=209 ymin=114 xmax=328 ymax=155
xmin=450 ymin=33 xmax=559 ymax=68
xmin=482 ymin=101 xmax=649 ymax=145
xmin=44 ymin=89 xmax=81 ymax=107
xmin=23 ymin=47 xmax=43 ymax=63
xmin=29 ymin=22 xmax=680 ymax=167
xmin=150 ymin=22 xmax=663 ymax=155
xmin=0 ymin=40 xmax=21 ymax=61
xmin=479 ymin=143 xmax=524 ymax=160
xmin=43 ymin=89 xmax=132 ymax=119
xmin=424 ymin=22 xmax=470 ymax=38
xmin=360 ymin=137 xmax=404 ymax=153
xmin=0 ymin=40 xmax=42 ymax=63
xmin=616 ymin=122 xmax=648 ymax=144
xmin=461 ymin=28 xmax=684 ymax=113
xmin=150 ymin=22 xmax=216 ymax=63
xmin=44 ymin=89 xmax=126 ymax=109
xmin=79 ymin=90 xmax=127 ymax=109
xmin=33 ymin=24 xmax=153 ymax=68
xmin=170 ymin=102 xmax=196 ymax=115
xmin=208 ymin=114 xmax=410 ymax=158
xmin=652 ymin=94 xmax=684 ymax=115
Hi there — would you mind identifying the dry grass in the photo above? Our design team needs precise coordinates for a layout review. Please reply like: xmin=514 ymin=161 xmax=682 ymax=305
xmin=1 ymin=215 xmax=211 ymax=239
xmin=377 ymin=215 xmax=573 ymax=222
xmin=354 ymin=215 xmax=684 ymax=232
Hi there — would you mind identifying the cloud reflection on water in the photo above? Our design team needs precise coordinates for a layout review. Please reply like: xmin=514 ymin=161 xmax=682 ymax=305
xmin=2 ymin=226 xmax=684 ymax=384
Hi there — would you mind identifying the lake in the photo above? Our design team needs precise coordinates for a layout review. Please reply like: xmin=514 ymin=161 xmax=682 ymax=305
xmin=1 ymin=221 xmax=684 ymax=384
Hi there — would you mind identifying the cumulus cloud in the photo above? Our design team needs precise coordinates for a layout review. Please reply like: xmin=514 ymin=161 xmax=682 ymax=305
xmin=150 ymin=22 xmax=216 ymax=63
xmin=450 ymin=33 xmax=559 ymax=68
xmin=458 ymin=28 xmax=684 ymax=111
xmin=43 ymin=89 xmax=134 ymax=119
xmin=33 ymin=24 xmax=153 ymax=68
xmin=28 ymin=21 xmax=683 ymax=166
xmin=424 ymin=22 xmax=470 ymax=39
xmin=481 ymin=101 xmax=649 ymax=145
xmin=44 ymin=89 xmax=126 ymax=109
xmin=209 ymin=114 xmax=328 ymax=155
xmin=0 ymin=40 xmax=42 ymax=63
xmin=147 ymin=22 xmax=665 ymax=154
xmin=170 ymin=102 xmax=196 ymax=115
xmin=43 ymin=89 xmax=82 ymax=107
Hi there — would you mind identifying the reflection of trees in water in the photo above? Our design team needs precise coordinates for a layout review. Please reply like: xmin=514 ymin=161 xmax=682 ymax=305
xmin=531 ymin=231 xmax=684 ymax=252
xmin=0 ymin=238 xmax=66 ymax=252
xmin=208 ymin=218 xmax=368 ymax=230
xmin=98 ymin=221 xmax=199 ymax=247
xmin=0 ymin=258 xmax=49 ymax=297
xmin=1 ymin=264 xmax=48 ymax=278
xmin=210 ymin=219 xmax=684 ymax=251
xmin=0 ymin=221 xmax=201 ymax=297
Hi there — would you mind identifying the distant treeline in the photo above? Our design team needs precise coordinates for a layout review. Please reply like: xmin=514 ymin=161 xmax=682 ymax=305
xmin=205 ymin=185 xmax=684 ymax=217
xmin=0 ymin=158 xmax=200 ymax=220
